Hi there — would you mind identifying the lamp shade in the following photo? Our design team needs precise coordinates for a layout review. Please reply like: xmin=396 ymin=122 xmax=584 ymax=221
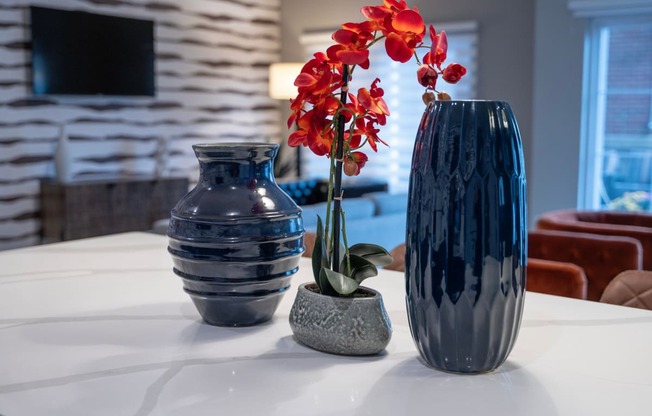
xmin=268 ymin=62 xmax=303 ymax=100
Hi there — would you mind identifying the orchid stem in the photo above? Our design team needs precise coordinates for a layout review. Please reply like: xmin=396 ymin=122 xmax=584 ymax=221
xmin=331 ymin=64 xmax=350 ymax=273
xmin=341 ymin=208 xmax=351 ymax=276
xmin=324 ymin=139 xmax=337 ymax=261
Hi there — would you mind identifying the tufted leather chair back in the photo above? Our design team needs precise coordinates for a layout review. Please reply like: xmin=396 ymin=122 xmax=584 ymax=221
xmin=600 ymin=270 xmax=652 ymax=310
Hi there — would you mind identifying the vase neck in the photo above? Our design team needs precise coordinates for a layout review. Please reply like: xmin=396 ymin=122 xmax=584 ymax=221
xmin=193 ymin=143 xmax=278 ymax=183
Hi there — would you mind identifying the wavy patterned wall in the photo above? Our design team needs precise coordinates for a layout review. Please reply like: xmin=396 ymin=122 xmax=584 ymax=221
xmin=0 ymin=0 xmax=281 ymax=250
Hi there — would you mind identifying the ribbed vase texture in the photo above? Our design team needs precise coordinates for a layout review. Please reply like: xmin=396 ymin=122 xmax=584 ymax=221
xmin=167 ymin=143 xmax=304 ymax=326
xmin=405 ymin=101 xmax=527 ymax=373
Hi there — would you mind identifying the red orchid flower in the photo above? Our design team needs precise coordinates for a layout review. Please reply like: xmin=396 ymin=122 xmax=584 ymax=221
xmin=291 ymin=110 xmax=335 ymax=157
xmin=423 ymin=26 xmax=448 ymax=68
xmin=284 ymin=1 xmax=472 ymax=286
xmin=383 ymin=0 xmax=410 ymax=12
xmin=384 ymin=9 xmax=425 ymax=63
xmin=355 ymin=79 xmax=390 ymax=125
xmin=287 ymin=0 xmax=467 ymax=172
xmin=288 ymin=53 xmax=344 ymax=129
xmin=442 ymin=63 xmax=467 ymax=84
xmin=361 ymin=0 xmax=411 ymax=31
xmin=355 ymin=117 xmax=387 ymax=152
xmin=294 ymin=54 xmax=342 ymax=100
xmin=327 ymin=28 xmax=373 ymax=67
xmin=346 ymin=129 xmax=363 ymax=149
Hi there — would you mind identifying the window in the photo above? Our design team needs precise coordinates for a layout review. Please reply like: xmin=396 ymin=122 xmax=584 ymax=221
xmin=577 ymin=3 xmax=652 ymax=211
xmin=299 ymin=22 xmax=478 ymax=193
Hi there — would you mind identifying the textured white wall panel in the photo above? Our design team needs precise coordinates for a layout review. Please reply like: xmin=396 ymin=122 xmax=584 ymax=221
xmin=0 ymin=0 xmax=282 ymax=249
xmin=0 ymin=219 xmax=39 ymax=239
xmin=0 ymin=180 xmax=40 ymax=199
xmin=0 ymin=198 xmax=37 ymax=221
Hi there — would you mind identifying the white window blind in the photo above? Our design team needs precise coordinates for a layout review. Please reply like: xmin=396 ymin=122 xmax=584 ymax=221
xmin=299 ymin=22 xmax=478 ymax=193
xmin=568 ymin=0 xmax=652 ymax=17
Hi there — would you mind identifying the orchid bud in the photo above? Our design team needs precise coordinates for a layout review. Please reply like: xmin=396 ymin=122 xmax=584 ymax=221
xmin=437 ymin=91 xmax=452 ymax=101
xmin=442 ymin=63 xmax=467 ymax=84
xmin=422 ymin=91 xmax=436 ymax=105
xmin=343 ymin=158 xmax=360 ymax=176
xmin=417 ymin=64 xmax=438 ymax=89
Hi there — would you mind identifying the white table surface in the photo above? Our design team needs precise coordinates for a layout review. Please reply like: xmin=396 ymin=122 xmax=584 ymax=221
xmin=1 ymin=232 xmax=651 ymax=416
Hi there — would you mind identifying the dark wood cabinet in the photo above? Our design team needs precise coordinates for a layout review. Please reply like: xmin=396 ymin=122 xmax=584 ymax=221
xmin=40 ymin=177 xmax=189 ymax=243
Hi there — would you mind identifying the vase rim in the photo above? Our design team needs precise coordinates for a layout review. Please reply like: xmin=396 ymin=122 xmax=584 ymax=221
xmin=192 ymin=142 xmax=279 ymax=162
xmin=436 ymin=99 xmax=508 ymax=103
xmin=192 ymin=142 xmax=278 ymax=149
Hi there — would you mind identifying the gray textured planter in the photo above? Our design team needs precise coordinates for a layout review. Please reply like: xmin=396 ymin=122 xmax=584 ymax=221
xmin=289 ymin=283 xmax=392 ymax=355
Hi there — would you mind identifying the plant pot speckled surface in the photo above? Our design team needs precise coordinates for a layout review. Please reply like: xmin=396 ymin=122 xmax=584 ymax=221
xmin=289 ymin=283 xmax=392 ymax=356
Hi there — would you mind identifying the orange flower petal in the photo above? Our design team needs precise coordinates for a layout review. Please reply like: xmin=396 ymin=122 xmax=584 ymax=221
xmin=332 ymin=29 xmax=356 ymax=44
xmin=294 ymin=73 xmax=316 ymax=88
xmin=336 ymin=49 xmax=370 ymax=65
xmin=288 ymin=129 xmax=306 ymax=147
xmin=361 ymin=5 xmax=388 ymax=20
xmin=385 ymin=32 xmax=414 ymax=63
xmin=392 ymin=9 xmax=424 ymax=34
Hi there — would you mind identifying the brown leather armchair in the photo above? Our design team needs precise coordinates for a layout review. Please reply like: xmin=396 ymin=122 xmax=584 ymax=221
xmin=527 ymin=258 xmax=587 ymax=299
xmin=528 ymin=230 xmax=643 ymax=301
xmin=385 ymin=244 xmax=406 ymax=272
xmin=536 ymin=209 xmax=652 ymax=269
xmin=302 ymin=232 xmax=317 ymax=259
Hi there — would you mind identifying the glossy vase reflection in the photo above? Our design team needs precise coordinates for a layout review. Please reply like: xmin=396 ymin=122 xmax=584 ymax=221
xmin=167 ymin=143 xmax=304 ymax=326
xmin=405 ymin=101 xmax=527 ymax=373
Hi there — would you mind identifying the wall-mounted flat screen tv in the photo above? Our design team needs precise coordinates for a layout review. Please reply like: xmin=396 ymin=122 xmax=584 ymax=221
xmin=30 ymin=6 xmax=155 ymax=97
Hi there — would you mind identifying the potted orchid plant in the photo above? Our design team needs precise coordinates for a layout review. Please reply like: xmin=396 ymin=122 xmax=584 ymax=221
xmin=287 ymin=0 xmax=466 ymax=355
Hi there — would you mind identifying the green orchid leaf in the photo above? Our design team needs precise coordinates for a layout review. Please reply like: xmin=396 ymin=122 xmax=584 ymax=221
xmin=311 ymin=245 xmax=323 ymax=284
xmin=312 ymin=215 xmax=329 ymax=285
xmin=346 ymin=254 xmax=379 ymax=284
xmin=317 ymin=267 xmax=338 ymax=296
xmin=349 ymin=243 xmax=393 ymax=267
xmin=321 ymin=267 xmax=359 ymax=295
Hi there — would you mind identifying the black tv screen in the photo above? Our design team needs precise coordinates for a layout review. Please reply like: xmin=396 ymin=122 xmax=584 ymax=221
xmin=30 ymin=6 xmax=155 ymax=97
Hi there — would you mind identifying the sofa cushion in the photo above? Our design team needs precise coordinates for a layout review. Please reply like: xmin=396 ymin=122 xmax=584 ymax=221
xmin=300 ymin=198 xmax=376 ymax=229
xmin=363 ymin=192 xmax=408 ymax=216
xmin=346 ymin=212 xmax=406 ymax=250
xmin=302 ymin=212 xmax=406 ymax=252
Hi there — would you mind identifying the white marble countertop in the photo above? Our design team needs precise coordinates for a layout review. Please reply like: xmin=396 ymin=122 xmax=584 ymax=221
xmin=1 ymin=232 xmax=651 ymax=415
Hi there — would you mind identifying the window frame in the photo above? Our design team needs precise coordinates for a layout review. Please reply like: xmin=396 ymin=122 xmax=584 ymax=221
xmin=578 ymin=14 xmax=652 ymax=210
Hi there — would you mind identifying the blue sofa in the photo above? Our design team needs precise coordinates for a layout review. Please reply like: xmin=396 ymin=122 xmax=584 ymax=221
xmin=300 ymin=192 xmax=407 ymax=252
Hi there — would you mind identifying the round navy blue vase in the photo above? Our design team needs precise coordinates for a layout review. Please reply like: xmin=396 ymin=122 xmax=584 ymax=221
xmin=167 ymin=143 xmax=304 ymax=327
xmin=405 ymin=100 xmax=527 ymax=373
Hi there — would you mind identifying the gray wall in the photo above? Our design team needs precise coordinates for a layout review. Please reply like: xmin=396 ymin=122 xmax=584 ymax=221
xmin=531 ymin=0 xmax=585 ymax=224
xmin=281 ymin=0 xmax=588 ymax=227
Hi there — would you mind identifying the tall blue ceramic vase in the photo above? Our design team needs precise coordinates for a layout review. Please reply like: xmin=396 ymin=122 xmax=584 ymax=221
xmin=405 ymin=101 xmax=527 ymax=373
xmin=167 ymin=143 xmax=304 ymax=327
